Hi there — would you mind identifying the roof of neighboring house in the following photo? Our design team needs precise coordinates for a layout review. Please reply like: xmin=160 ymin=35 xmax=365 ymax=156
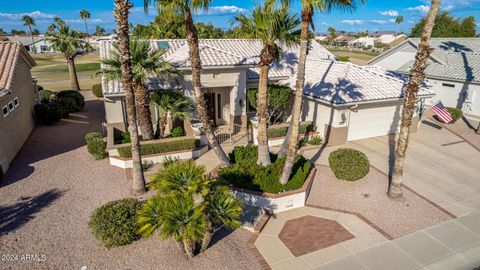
xmin=6 ymin=36 xmax=48 ymax=46
xmin=368 ymin=38 xmax=480 ymax=83
xmin=296 ymin=59 xmax=433 ymax=105
xmin=376 ymin=34 xmax=407 ymax=45
xmin=0 ymin=42 xmax=36 ymax=96
xmin=100 ymin=39 xmax=336 ymax=95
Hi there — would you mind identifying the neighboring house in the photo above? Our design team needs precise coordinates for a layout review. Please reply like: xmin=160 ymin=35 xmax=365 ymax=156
xmin=376 ymin=34 xmax=407 ymax=48
xmin=352 ymin=37 xmax=375 ymax=48
xmin=7 ymin=36 xmax=55 ymax=53
xmin=368 ymin=38 xmax=480 ymax=119
xmin=89 ymin=34 xmax=116 ymax=50
xmin=0 ymin=42 xmax=37 ymax=176
xmin=333 ymin=36 xmax=357 ymax=46
xmin=99 ymin=39 xmax=431 ymax=146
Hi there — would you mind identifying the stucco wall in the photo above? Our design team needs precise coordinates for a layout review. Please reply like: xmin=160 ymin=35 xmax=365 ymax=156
xmin=104 ymin=96 xmax=124 ymax=124
xmin=0 ymin=59 xmax=36 ymax=173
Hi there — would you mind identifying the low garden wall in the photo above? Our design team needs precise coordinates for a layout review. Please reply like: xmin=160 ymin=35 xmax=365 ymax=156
xmin=232 ymin=168 xmax=317 ymax=213
xmin=252 ymin=121 xmax=321 ymax=147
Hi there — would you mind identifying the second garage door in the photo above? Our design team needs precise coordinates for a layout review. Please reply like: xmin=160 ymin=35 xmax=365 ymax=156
xmin=347 ymin=105 xmax=402 ymax=141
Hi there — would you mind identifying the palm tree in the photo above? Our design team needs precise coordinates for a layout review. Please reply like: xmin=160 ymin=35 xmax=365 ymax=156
xmin=395 ymin=15 xmax=404 ymax=41
xmin=327 ymin=26 xmax=336 ymax=46
xmin=80 ymin=9 xmax=91 ymax=41
xmin=22 ymin=15 xmax=37 ymax=54
xmin=235 ymin=1 xmax=300 ymax=165
xmin=45 ymin=22 xmax=83 ymax=91
xmin=97 ymin=39 xmax=179 ymax=140
xmin=151 ymin=90 xmax=192 ymax=138
xmin=46 ymin=23 xmax=57 ymax=34
xmin=139 ymin=161 xmax=242 ymax=257
xmin=279 ymin=0 xmax=364 ymax=185
xmin=388 ymin=0 xmax=441 ymax=200
xmin=144 ymin=0 xmax=230 ymax=166
xmin=112 ymin=0 xmax=146 ymax=195
xmin=94 ymin=25 xmax=107 ymax=36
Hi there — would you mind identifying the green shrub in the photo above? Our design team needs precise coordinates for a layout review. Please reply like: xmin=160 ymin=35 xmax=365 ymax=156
xmin=89 ymin=198 xmax=142 ymax=248
xmin=267 ymin=123 xmax=314 ymax=138
xmin=38 ymin=90 xmax=56 ymax=102
xmin=117 ymin=139 xmax=200 ymax=158
xmin=91 ymin=84 xmax=103 ymax=98
xmin=58 ymin=97 xmax=78 ymax=116
xmin=329 ymin=148 xmax=369 ymax=181
xmin=337 ymin=56 xmax=350 ymax=62
xmin=34 ymin=103 xmax=63 ymax=125
xmin=308 ymin=135 xmax=323 ymax=145
xmin=170 ymin=126 xmax=184 ymax=137
xmin=121 ymin=132 xmax=131 ymax=144
xmin=85 ymin=132 xmax=106 ymax=160
xmin=57 ymin=90 xmax=85 ymax=111
xmin=218 ymin=146 xmax=312 ymax=193
xmin=436 ymin=107 xmax=463 ymax=124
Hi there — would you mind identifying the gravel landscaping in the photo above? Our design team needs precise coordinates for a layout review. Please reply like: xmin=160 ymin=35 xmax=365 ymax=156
xmin=0 ymin=92 xmax=260 ymax=270
xmin=307 ymin=165 xmax=454 ymax=239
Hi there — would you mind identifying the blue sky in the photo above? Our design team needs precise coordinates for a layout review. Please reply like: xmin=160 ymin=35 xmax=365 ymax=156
xmin=1 ymin=0 xmax=479 ymax=34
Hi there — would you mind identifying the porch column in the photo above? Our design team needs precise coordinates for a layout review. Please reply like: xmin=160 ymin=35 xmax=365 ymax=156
xmin=229 ymin=71 xmax=247 ymax=131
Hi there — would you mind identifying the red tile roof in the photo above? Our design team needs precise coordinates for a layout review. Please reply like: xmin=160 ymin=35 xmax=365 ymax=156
xmin=0 ymin=42 xmax=36 ymax=92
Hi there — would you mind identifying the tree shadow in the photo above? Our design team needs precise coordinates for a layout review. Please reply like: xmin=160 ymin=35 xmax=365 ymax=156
xmin=0 ymin=189 xmax=64 ymax=236
xmin=387 ymin=104 xmax=402 ymax=184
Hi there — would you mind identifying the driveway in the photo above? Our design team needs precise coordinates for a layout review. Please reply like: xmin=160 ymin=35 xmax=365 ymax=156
xmin=305 ymin=119 xmax=480 ymax=217
xmin=0 ymin=92 xmax=259 ymax=270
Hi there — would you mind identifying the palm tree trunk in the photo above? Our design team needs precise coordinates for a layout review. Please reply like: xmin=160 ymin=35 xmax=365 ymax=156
xmin=278 ymin=122 xmax=292 ymax=158
xmin=134 ymin=82 xmax=154 ymax=140
xmin=28 ymin=25 xmax=37 ymax=54
xmin=256 ymin=62 xmax=271 ymax=165
xmin=200 ymin=225 xmax=213 ymax=253
xmin=158 ymin=112 xmax=168 ymax=138
xmin=114 ymin=0 xmax=146 ymax=196
xmin=388 ymin=0 xmax=440 ymax=200
xmin=183 ymin=239 xmax=195 ymax=259
xmin=184 ymin=8 xmax=229 ymax=166
xmin=84 ymin=19 xmax=90 ymax=50
xmin=279 ymin=13 xmax=310 ymax=185
xmin=67 ymin=57 xmax=81 ymax=91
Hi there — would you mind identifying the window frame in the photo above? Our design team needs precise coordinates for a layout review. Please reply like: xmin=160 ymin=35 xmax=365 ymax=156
xmin=2 ymin=105 xmax=9 ymax=117
xmin=13 ymin=97 xmax=19 ymax=107
xmin=8 ymin=101 xmax=14 ymax=111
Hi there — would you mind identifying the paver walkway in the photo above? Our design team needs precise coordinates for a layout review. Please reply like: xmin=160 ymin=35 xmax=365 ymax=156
xmin=256 ymin=207 xmax=480 ymax=270
xmin=0 ymin=92 xmax=260 ymax=270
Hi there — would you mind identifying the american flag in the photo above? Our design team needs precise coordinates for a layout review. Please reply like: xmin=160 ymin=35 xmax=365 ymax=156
xmin=430 ymin=101 xmax=453 ymax=123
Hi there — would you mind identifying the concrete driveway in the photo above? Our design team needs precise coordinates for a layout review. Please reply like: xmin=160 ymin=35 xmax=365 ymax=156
xmin=304 ymin=119 xmax=480 ymax=217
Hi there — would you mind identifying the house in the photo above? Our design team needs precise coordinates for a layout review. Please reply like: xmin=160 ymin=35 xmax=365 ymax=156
xmin=375 ymin=34 xmax=407 ymax=48
xmin=368 ymin=38 xmax=480 ymax=119
xmin=6 ymin=36 xmax=55 ymax=53
xmin=0 ymin=42 xmax=37 ymax=176
xmin=333 ymin=36 xmax=357 ymax=46
xmin=99 ymin=39 xmax=432 ymax=147
xmin=352 ymin=37 xmax=375 ymax=48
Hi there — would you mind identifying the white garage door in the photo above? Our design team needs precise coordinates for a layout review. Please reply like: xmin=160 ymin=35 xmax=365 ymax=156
xmin=348 ymin=105 xmax=402 ymax=141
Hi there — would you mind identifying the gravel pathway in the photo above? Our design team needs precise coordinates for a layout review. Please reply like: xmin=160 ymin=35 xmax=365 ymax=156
xmin=0 ymin=92 xmax=260 ymax=270
xmin=307 ymin=165 xmax=453 ymax=239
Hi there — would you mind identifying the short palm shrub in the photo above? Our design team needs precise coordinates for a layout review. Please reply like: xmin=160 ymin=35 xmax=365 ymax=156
xmin=121 ymin=132 xmax=131 ymax=144
xmin=57 ymin=90 xmax=85 ymax=111
xmin=329 ymin=148 xmax=369 ymax=181
xmin=34 ymin=103 xmax=63 ymax=125
xmin=89 ymin=198 xmax=142 ymax=248
xmin=85 ymin=132 xmax=106 ymax=160
xmin=308 ymin=135 xmax=323 ymax=145
xmin=117 ymin=139 xmax=200 ymax=158
xmin=91 ymin=84 xmax=103 ymax=98
xmin=38 ymin=90 xmax=56 ymax=102
xmin=436 ymin=107 xmax=463 ymax=124
xmin=170 ymin=126 xmax=184 ymax=137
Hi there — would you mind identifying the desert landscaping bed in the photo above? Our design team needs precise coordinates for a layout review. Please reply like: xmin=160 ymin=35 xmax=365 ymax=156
xmin=307 ymin=165 xmax=454 ymax=238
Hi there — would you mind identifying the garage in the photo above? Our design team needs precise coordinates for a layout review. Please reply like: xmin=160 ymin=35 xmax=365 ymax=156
xmin=347 ymin=104 xmax=402 ymax=141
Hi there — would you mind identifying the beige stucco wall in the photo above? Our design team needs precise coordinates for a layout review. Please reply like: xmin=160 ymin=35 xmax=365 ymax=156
xmin=104 ymin=95 xmax=125 ymax=124
xmin=0 ymin=59 xmax=36 ymax=174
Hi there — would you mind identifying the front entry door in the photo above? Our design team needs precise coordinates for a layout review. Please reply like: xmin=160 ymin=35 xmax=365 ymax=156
xmin=203 ymin=92 xmax=216 ymax=126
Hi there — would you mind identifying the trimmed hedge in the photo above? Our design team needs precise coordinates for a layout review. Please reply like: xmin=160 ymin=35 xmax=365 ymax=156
xmin=34 ymin=103 xmax=63 ymax=125
xmin=329 ymin=148 xmax=369 ymax=181
xmin=85 ymin=132 xmax=106 ymax=160
xmin=267 ymin=123 xmax=315 ymax=138
xmin=89 ymin=198 xmax=142 ymax=248
xmin=436 ymin=107 xmax=463 ymax=124
xmin=57 ymin=90 xmax=85 ymax=111
xmin=218 ymin=146 xmax=312 ymax=193
xmin=58 ymin=97 xmax=78 ymax=116
xmin=91 ymin=84 xmax=103 ymax=98
xmin=117 ymin=139 xmax=200 ymax=158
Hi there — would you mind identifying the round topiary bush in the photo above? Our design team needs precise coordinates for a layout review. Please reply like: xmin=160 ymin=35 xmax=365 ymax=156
xmin=38 ymin=90 xmax=56 ymax=103
xmin=91 ymin=84 xmax=103 ymax=98
xmin=57 ymin=90 xmax=85 ymax=111
xmin=85 ymin=132 xmax=106 ymax=160
xmin=328 ymin=148 xmax=370 ymax=181
xmin=170 ymin=126 xmax=184 ymax=137
xmin=89 ymin=198 xmax=142 ymax=248
xmin=34 ymin=103 xmax=63 ymax=125
xmin=58 ymin=97 xmax=78 ymax=116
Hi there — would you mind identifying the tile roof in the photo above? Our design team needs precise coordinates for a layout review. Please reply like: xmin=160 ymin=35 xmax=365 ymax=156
xmin=7 ymin=36 xmax=47 ymax=46
xmin=100 ymin=39 xmax=336 ymax=95
xmin=297 ymin=59 xmax=434 ymax=105
xmin=0 ymin=42 xmax=36 ymax=95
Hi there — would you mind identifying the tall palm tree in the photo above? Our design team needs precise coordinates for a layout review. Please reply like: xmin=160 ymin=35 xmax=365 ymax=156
xmin=45 ymin=22 xmax=83 ymax=91
xmin=80 ymin=9 xmax=91 ymax=41
xmin=144 ymin=0 xmax=230 ymax=166
xmin=279 ymin=0 xmax=364 ymax=185
xmin=22 ymin=15 xmax=37 ymax=54
xmin=151 ymin=90 xmax=192 ymax=138
xmin=97 ymin=39 xmax=179 ymax=140
xmin=327 ymin=26 xmax=336 ymax=46
xmin=388 ymin=0 xmax=441 ymax=200
xmin=235 ymin=0 xmax=300 ymax=165
xmin=112 ymin=0 xmax=146 ymax=195
xmin=395 ymin=15 xmax=404 ymax=41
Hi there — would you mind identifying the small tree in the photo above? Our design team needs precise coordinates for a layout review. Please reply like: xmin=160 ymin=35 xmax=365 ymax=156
xmin=151 ymin=90 xmax=192 ymax=138
xmin=22 ymin=15 xmax=37 ymax=54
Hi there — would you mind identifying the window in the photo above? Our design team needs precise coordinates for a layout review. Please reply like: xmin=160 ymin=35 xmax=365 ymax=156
xmin=8 ymin=101 xmax=14 ymax=111
xmin=40 ymin=46 xmax=48 ymax=52
xmin=2 ymin=105 xmax=8 ymax=117
xmin=442 ymin=83 xmax=455 ymax=88
xmin=13 ymin=97 xmax=19 ymax=107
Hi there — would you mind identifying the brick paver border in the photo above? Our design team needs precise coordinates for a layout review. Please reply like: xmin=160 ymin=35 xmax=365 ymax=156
xmin=247 ymin=212 xmax=273 ymax=270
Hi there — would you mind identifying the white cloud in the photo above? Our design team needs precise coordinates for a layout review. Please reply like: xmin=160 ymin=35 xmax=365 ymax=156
xmin=201 ymin=6 xmax=247 ymax=15
xmin=371 ymin=19 xmax=396 ymax=25
xmin=379 ymin=10 xmax=399 ymax=17
xmin=407 ymin=20 xmax=415 ymax=24
xmin=0 ymin=11 xmax=56 ymax=20
xmin=64 ymin=18 xmax=104 ymax=24
xmin=405 ymin=5 xmax=430 ymax=13
xmin=340 ymin=20 xmax=364 ymax=25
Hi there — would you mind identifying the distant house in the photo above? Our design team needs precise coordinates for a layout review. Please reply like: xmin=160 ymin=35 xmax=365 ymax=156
xmin=333 ymin=36 xmax=357 ymax=46
xmin=100 ymin=39 xmax=432 ymax=147
xmin=7 ymin=36 xmax=55 ymax=53
xmin=369 ymin=38 xmax=480 ymax=119
xmin=0 ymin=42 xmax=37 ymax=177
xmin=89 ymin=34 xmax=116 ymax=51
xmin=352 ymin=37 xmax=375 ymax=48
xmin=376 ymin=34 xmax=407 ymax=48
